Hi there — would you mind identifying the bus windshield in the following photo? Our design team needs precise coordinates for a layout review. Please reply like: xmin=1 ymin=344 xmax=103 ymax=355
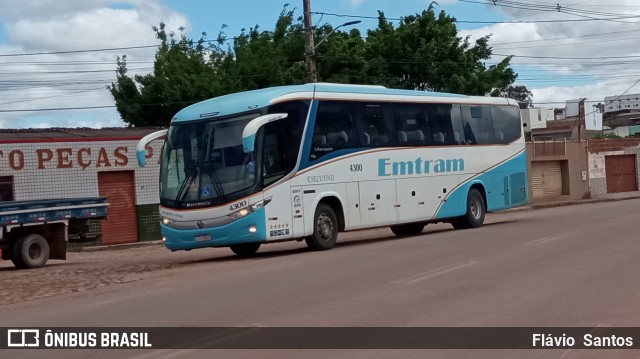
xmin=160 ymin=113 xmax=259 ymax=208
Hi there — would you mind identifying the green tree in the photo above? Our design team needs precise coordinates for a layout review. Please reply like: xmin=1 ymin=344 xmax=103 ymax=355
xmin=493 ymin=85 xmax=533 ymax=109
xmin=218 ymin=7 xmax=307 ymax=92
xmin=110 ymin=4 xmax=520 ymax=126
xmin=109 ymin=22 xmax=229 ymax=126
xmin=358 ymin=4 xmax=516 ymax=95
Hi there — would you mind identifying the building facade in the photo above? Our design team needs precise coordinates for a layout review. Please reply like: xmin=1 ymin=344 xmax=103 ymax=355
xmin=0 ymin=128 xmax=164 ymax=247
xmin=588 ymin=139 xmax=640 ymax=199
xmin=526 ymin=138 xmax=640 ymax=202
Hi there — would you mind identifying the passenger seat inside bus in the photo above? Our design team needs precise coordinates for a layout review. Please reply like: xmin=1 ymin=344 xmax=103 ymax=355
xmin=326 ymin=131 xmax=348 ymax=146
xmin=313 ymin=134 xmax=327 ymax=146
xmin=433 ymin=132 xmax=445 ymax=145
xmin=397 ymin=130 xmax=425 ymax=145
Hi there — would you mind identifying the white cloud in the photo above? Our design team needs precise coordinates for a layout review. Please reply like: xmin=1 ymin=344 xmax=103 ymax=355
xmin=458 ymin=0 xmax=640 ymax=107
xmin=0 ymin=1 xmax=188 ymax=128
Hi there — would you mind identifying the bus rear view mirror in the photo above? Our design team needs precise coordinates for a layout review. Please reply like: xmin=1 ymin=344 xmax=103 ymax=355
xmin=136 ymin=129 xmax=168 ymax=167
xmin=242 ymin=113 xmax=288 ymax=153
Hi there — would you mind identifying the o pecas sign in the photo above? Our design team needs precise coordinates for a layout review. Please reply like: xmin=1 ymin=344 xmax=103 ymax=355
xmin=0 ymin=145 xmax=160 ymax=171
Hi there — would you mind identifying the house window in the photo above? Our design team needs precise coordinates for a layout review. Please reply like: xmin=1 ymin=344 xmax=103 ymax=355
xmin=0 ymin=176 xmax=14 ymax=201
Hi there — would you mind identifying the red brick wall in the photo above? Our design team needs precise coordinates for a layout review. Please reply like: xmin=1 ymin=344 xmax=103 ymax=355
xmin=587 ymin=139 xmax=640 ymax=153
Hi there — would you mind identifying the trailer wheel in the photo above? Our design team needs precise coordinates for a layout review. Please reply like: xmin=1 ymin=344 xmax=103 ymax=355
xmin=11 ymin=234 xmax=50 ymax=269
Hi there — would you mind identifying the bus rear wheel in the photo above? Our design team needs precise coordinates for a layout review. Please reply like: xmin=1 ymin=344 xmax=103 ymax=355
xmin=390 ymin=223 xmax=425 ymax=237
xmin=230 ymin=242 xmax=261 ymax=257
xmin=452 ymin=188 xmax=485 ymax=229
xmin=305 ymin=203 xmax=338 ymax=251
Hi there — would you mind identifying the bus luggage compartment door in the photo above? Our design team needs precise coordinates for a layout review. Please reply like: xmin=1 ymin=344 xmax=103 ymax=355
xmin=358 ymin=180 xmax=397 ymax=227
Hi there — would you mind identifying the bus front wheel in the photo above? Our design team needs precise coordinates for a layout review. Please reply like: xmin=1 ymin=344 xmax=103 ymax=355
xmin=452 ymin=188 xmax=485 ymax=229
xmin=230 ymin=242 xmax=261 ymax=257
xmin=305 ymin=203 xmax=338 ymax=251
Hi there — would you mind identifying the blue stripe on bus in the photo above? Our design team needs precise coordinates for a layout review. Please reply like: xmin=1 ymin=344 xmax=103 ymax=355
xmin=434 ymin=151 xmax=528 ymax=219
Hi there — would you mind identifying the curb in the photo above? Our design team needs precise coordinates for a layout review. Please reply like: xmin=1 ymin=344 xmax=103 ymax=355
xmin=501 ymin=195 xmax=640 ymax=213
xmin=69 ymin=240 xmax=164 ymax=252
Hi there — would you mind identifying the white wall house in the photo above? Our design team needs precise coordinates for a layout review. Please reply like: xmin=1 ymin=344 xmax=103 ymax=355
xmin=521 ymin=108 xmax=550 ymax=132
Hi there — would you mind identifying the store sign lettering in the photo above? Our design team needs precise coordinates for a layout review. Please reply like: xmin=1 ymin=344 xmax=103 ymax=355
xmin=0 ymin=145 xmax=159 ymax=171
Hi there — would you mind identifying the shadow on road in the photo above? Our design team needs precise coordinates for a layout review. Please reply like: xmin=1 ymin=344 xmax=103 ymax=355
xmin=180 ymin=221 xmax=528 ymax=265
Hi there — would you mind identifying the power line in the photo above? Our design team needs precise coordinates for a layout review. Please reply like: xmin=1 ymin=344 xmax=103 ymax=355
xmin=0 ymin=88 xmax=106 ymax=106
xmin=494 ymin=53 xmax=640 ymax=60
xmin=0 ymin=105 xmax=116 ymax=113
xmin=0 ymin=45 xmax=160 ymax=57
xmin=312 ymin=10 xmax=640 ymax=24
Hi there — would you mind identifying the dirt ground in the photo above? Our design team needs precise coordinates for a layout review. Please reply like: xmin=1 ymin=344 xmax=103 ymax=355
xmin=0 ymin=243 xmax=213 ymax=305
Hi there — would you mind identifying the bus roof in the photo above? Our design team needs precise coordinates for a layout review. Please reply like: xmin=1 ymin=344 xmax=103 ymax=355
xmin=171 ymin=83 xmax=515 ymax=123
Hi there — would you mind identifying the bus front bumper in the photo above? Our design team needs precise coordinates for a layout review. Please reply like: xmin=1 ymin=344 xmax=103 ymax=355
xmin=160 ymin=208 xmax=266 ymax=251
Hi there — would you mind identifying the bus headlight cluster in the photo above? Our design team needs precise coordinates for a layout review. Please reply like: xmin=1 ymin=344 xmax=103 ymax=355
xmin=229 ymin=197 xmax=272 ymax=219
xmin=162 ymin=217 xmax=173 ymax=225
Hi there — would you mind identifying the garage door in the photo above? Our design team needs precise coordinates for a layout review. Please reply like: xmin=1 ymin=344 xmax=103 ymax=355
xmin=531 ymin=161 xmax=563 ymax=199
xmin=98 ymin=171 xmax=138 ymax=245
xmin=605 ymin=155 xmax=637 ymax=193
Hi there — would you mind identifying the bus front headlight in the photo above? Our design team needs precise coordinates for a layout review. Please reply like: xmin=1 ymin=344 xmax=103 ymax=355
xmin=229 ymin=197 xmax=272 ymax=219
xmin=162 ymin=217 xmax=173 ymax=225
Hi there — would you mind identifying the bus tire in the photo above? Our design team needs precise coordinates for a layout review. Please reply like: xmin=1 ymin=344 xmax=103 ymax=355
xmin=305 ymin=203 xmax=338 ymax=251
xmin=11 ymin=234 xmax=50 ymax=269
xmin=452 ymin=188 xmax=485 ymax=229
xmin=230 ymin=242 xmax=261 ymax=257
xmin=390 ymin=223 xmax=425 ymax=237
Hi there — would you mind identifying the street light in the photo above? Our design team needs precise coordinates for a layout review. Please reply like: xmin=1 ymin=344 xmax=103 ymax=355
xmin=304 ymin=15 xmax=362 ymax=82
xmin=314 ymin=20 xmax=362 ymax=49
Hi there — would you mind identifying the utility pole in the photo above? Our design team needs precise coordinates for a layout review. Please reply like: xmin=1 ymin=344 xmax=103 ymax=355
xmin=578 ymin=98 xmax=585 ymax=142
xmin=303 ymin=0 xmax=317 ymax=82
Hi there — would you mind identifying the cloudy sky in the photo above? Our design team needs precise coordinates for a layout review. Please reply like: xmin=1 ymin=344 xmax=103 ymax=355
xmin=1 ymin=0 xmax=639 ymax=128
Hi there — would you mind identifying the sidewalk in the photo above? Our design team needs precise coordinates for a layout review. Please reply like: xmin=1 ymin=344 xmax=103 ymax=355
xmin=505 ymin=194 xmax=640 ymax=212
xmin=69 ymin=239 xmax=164 ymax=252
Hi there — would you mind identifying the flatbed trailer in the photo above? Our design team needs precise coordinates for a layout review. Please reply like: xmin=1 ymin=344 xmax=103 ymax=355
xmin=0 ymin=197 xmax=108 ymax=269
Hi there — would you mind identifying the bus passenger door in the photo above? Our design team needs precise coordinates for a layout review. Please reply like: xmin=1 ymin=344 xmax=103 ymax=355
xmin=358 ymin=180 xmax=397 ymax=227
xmin=291 ymin=186 xmax=305 ymax=238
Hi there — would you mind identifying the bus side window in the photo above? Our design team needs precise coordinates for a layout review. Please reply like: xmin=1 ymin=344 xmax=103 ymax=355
xmin=461 ymin=105 xmax=495 ymax=144
xmin=355 ymin=103 xmax=392 ymax=147
xmin=262 ymin=125 xmax=287 ymax=186
xmin=429 ymin=104 xmax=455 ymax=145
xmin=310 ymin=101 xmax=356 ymax=160
xmin=267 ymin=100 xmax=310 ymax=166
xmin=450 ymin=104 xmax=466 ymax=145
xmin=393 ymin=103 xmax=428 ymax=146
xmin=491 ymin=106 xmax=521 ymax=143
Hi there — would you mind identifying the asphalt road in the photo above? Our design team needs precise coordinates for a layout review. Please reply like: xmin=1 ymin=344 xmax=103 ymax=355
xmin=2 ymin=199 xmax=640 ymax=359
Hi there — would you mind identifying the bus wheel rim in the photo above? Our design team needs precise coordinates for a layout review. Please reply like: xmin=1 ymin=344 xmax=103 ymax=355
xmin=317 ymin=214 xmax=333 ymax=240
xmin=470 ymin=198 xmax=482 ymax=220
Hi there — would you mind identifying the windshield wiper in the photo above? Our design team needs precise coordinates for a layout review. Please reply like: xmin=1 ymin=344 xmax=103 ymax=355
xmin=174 ymin=167 xmax=198 ymax=204
xmin=200 ymin=160 xmax=226 ymax=202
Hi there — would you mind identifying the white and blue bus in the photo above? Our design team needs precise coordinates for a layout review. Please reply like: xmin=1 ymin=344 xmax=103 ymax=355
xmin=137 ymin=83 xmax=527 ymax=256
